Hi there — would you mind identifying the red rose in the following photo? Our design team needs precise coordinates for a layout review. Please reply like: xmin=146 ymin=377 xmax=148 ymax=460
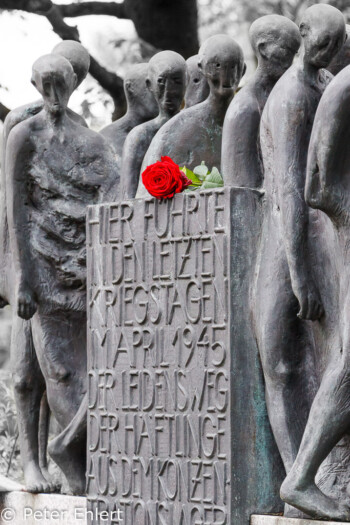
xmin=142 ymin=156 xmax=191 ymax=200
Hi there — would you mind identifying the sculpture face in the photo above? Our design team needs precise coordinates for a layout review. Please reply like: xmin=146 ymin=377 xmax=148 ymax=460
xmin=124 ymin=63 xmax=158 ymax=119
xmin=148 ymin=64 xmax=186 ymax=116
xmin=199 ymin=37 xmax=245 ymax=99
xmin=32 ymin=56 xmax=76 ymax=116
xmin=301 ymin=6 xmax=346 ymax=68
xmin=185 ymin=55 xmax=209 ymax=108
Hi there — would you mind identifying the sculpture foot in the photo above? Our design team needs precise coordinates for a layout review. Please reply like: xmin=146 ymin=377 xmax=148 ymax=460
xmin=48 ymin=439 xmax=85 ymax=496
xmin=281 ymin=476 xmax=350 ymax=521
xmin=41 ymin=467 xmax=62 ymax=493
xmin=24 ymin=462 xmax=56 ymax=494
xmin=284 ymin=503 xmax=310 ymax=519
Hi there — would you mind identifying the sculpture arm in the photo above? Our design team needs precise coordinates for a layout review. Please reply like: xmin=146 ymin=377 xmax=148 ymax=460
xmin=273 ymin=100 xmax=324 ymax=320
xmin=5 ymin=125 xmax=37 ymax=319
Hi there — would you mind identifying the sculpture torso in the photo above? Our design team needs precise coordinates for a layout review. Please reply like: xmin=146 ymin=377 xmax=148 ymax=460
xmin=261 ymin=65 xmax=332 ymax=209
xmin=0 ymin=101 xmax=88 ymax=304
xmin=7 ymin=112 xmax=117 ymax=311
xmin=222 ymin=81 xmax=268 ymax=188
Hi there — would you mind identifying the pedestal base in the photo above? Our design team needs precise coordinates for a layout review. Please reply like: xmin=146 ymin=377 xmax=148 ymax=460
xmin=0 ymin=491 xmax=86 ymax=525
xmin=251 ymin=516 xmax=349 ymax=525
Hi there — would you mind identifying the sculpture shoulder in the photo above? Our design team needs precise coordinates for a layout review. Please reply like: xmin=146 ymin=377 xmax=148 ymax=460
xmin=66 ymin=108 xmax=88 ymax=128
xmin=153 ymin=106 xmax=202 ymax=143
xmin=262 ymin=68 xmax=309 ymax=130
xmin=4 ymin=100 xmax=43 ymax=140
xmin=5 ymin=118 xmax=38 ymax=167
xmin=125 ymin=118 xmax=158 ymax=148
xmin=7 ymin=114 xmax=38 ymax=145
xmin=225 ymin=85 xmax=260 ymax=124
xmin=270 ymin=68 xmax=306 ymax=108
xmin=72 ymin=123 xmax=115 ymax=156
xmin=100 ymin=118 xmax=131 ymax=151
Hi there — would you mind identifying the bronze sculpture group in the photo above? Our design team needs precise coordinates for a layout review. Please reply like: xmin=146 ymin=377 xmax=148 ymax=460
xmin=1 ymin=2 xmax=350 ymax=522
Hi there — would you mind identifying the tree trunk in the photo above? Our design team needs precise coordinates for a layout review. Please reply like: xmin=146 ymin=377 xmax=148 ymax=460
xmin=125 ymin=0 xmax=199 ymax=59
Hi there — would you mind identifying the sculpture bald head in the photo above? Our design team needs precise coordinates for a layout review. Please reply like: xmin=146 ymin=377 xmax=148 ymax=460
xmin=198 ymin=35 xmax=246 ymax=99
xmin=124 ymin=63 xmax=158 ymax=119
xmin=52 ymin=40 xmax=90 ymax=88
xmin=250 ymin=15 xmax=301 ymax=79
xmin=146 ymin=50 xmax=187 ymax=116
xmin=327 ymin=24 xmax=350 ymax=75
xmin=300 ymin=4 xmax=346 ymax=69
xmin=185 ymin=54 xmax=210 ymax=108
xmin=31 ymin=54 xmax=76 ymax=115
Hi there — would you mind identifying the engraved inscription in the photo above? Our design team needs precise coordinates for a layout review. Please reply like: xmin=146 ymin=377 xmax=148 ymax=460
xmin=87 ymin=189 xmax=231 ymax=524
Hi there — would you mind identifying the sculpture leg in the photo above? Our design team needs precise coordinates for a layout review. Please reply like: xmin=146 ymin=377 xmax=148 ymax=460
xmin=11 ymin=315 xmax=53 ymax=493
xmin=280 ymin=355 xmax=350 ymax=520
xmin=48 ymin=393 xmax=88 ymax=495
xmin=38 ymin=390 xmax=60 ymax=490
xmin=30 ymin=309 xmax=87 ymax=495
xmin=254 ymin=235 xmax=318 ymax=473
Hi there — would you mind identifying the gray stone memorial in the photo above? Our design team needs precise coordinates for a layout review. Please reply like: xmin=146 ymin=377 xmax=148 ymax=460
xmin=87 ymin=188 xmax=284 ymax=524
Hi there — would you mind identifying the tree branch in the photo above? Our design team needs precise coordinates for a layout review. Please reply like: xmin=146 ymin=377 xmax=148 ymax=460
xmin=45 ymin=4 xmax=126 ymax=115
xmin=1 ymin=0 xmax=127 ymax=116
xmin=45 ymin=4 xmax=80 ymax=40
xmin=58 ymin=2 xmax=127 ymax=19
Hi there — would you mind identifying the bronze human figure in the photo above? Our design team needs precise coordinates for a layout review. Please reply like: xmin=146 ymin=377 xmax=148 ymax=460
xmin=5 ymin=54 xmax=118 ymax=494
xmin=100 ymin=63 xmax=158 ymax=163
xmin=253 ymin=3 xmax=346 ymax=517
xmin=0 ymin=42 xmax=90 ymax=494
xmin=221 ymin=15 xmax=301 ymax=188
xmin=121 ymin=50 xmax=187 ymax=199
xmin=281 ymin=63 xmax=350 ymax=522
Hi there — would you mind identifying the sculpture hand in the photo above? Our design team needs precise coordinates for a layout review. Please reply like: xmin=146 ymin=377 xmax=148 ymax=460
xmin=17 ymin=282 xmax=37 ymax=320
xmin=294 ymin=280 xmax=324 ymax=321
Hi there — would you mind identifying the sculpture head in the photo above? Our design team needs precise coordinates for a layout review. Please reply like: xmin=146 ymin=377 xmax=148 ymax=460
xmin=146 ymin=51 xmax=187 ymax=117
xmin=305 ymin=66 xmax=350 ymax=226
xmin=52 ymin=40 xmax=90 ymax=88
xmin=327 ymin=25 xmax=350 ymax=75
xmin=185 ymin=54 xmax=210 ymax=108
xmin=198 ymin=35 xmax=246 ymax=100
xmin=300 ymin=4 xmax=346 ymax=69
xmin=249 ymin=15 xmax=301 ymax=80
xmin=124 ymin=63 xmax=158 ymax=119
xmin=31 ymin=54 xmax=76 ymax=116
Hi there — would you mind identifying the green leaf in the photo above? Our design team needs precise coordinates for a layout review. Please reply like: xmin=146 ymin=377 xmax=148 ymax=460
xmin=181 ymin=166 xmax=202 ymax=186
xmin=201 ymin=181 xmax=222 ymax=189
xmin=204 ymin=166 xmax=224 ymax=186
xmin=193 ymin=161 xmax=209 ymax=180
